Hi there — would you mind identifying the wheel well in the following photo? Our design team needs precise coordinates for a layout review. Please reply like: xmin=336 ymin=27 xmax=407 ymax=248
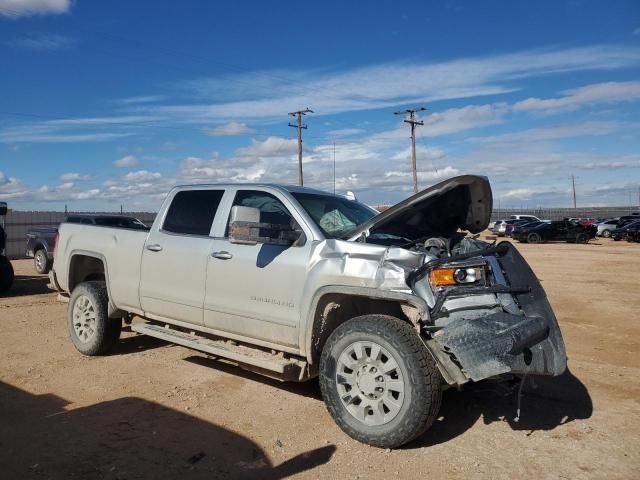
xmin=68 ymin=255 xmax=106 ymax=292
xmin=309 ymin=293 xmax=420 ymax=363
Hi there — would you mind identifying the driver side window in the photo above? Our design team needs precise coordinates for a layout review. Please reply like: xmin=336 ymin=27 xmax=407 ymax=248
xmin=225 ymin=190 xmax=295 ymax=237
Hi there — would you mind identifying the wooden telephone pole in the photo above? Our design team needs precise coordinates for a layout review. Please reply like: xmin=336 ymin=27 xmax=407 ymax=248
xmin=288 ymin=108 xmax=313 ymax=186
xmin=394 ymin=107 xmax=426 ymax=194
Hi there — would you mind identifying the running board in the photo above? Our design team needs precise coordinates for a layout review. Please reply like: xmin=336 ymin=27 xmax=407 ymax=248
xmin=130 ymin=322 xmax=309 ymax=381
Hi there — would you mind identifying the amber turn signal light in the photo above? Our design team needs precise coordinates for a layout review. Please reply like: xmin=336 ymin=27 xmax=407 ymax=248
xmin=429 ymin=268 xmax=457 ymax=287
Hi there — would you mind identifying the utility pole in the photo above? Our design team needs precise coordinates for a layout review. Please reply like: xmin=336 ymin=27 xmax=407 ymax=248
xmin=394 ymin=107 xmax=426 ymax=194
xmin=570 ymin=174 xmax=577 ymax=209
xmin=288 ymin=108 xmax=313 ymax=186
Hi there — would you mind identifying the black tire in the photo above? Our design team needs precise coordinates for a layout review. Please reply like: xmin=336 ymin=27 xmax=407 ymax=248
xmin=33 ymin=249 xmax=50 ymax=274
xmin=0 ymin=256 xmax=14 ymax=293
xmin=319 ymin=315 xmax=442 ymax=448
xmin=575 ymin=232 xmax=589 ymax=244
xmin=601 ymin=229 xmax=611 ymax=238
xmin=68 ymin=281 xmax=122 ymax=355
xmin=527 ymin=232 xmax=541 ymax=244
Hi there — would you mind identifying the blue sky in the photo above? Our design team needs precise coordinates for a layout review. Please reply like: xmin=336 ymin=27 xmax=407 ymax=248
xmin=0 ymin=0 xmax=639 ymax=211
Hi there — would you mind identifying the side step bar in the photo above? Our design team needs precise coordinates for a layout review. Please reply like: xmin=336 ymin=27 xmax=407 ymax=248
xmin=130 ymin=322 xmax=310 ymax=382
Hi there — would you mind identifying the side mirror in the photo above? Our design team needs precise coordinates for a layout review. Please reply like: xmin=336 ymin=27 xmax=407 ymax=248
xmin=0 ymin=202 xmax=7 ymax=216
xmin=228 ymin=205 xmax=302 ymax=246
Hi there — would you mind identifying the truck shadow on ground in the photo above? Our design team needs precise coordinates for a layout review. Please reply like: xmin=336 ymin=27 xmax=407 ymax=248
xmin=0 ymin=381 xmax=335 ymax=480
xmin=408 ymin=368 xmax=592 ymax=448
xmin=184 ymin=355 xmax=324 ymax=400
xmin=1 ymin=273 xmax=52 ymax=298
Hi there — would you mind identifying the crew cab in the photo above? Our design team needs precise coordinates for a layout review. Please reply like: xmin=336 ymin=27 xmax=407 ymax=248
xmin=51 ymin=175 xmax=567 ymax=448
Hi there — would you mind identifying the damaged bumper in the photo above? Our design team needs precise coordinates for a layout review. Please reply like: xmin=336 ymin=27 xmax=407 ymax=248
xmin=427 ymin=242 xmax=567 ymax=384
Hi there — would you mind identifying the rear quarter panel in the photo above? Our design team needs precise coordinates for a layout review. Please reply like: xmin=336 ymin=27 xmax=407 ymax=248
xmin=56 ymin=223 xmax=148 ymax=311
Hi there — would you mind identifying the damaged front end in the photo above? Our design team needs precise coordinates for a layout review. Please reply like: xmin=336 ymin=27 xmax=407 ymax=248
xmin=409 ymin=241 xmax=567 ymax=384
xmin=344 ymin=175 xmax=567 ymax=386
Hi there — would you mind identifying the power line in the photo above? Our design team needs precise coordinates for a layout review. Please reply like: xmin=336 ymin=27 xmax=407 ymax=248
xmin=394 ymin=107 xmax=426 ymax=194
xmin=288 ymin=108 xmax=313 ymax=186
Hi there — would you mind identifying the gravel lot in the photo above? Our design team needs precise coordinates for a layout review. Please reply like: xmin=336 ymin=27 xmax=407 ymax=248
xmin=1 ymin=238 xmax=639 ymax=479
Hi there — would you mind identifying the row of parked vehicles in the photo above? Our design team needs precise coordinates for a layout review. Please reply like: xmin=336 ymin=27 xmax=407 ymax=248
xmin=489 ymin=213 xmax=640 ymax=244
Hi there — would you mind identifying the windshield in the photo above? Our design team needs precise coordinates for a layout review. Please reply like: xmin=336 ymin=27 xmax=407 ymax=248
xmin=292 ymin=192 xmax=378 ymax=238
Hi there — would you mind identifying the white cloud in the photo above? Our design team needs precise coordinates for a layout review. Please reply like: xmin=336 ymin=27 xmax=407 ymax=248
xmin=5 ymin=33 xmax=74 ymax=51
xmin=203 ymin=122 xmax=255 ymax=136
xmin=327 ymin=128 xmax=365 ymax=137
xmin=0 ymin=0 xmax=71 ymax=17
xmin=469 ymin=120 xmax=629 ymax=144
xmin=60 ymin=172 xmax=91 ymax=181
xmin=57 ymin=182 xmax=74 ymax=190
xmin=513 ymin=81 xmax=640 ymax=114
xmin=633 ymin=27 xmax=640 ymax=36
xmin=145 ymin=44 xmax=640 ymax=121
xmin=117 ymin=95 xmax=166 ymax=105
xmin=235 ymin=136 xmax=298 ymax=157
xmin=123 ymin=170 xmax=161 ymax=182
xmin=113 ymin=155 xmax=139 ymax=168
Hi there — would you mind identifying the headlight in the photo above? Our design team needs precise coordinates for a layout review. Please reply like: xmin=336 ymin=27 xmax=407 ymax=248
xmin=429 ymin=264 xmax=486 ymax=288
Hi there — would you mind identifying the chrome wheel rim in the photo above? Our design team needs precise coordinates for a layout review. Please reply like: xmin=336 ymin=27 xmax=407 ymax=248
xmin=35 ymin=252 xmax=45 ymax=271
xmin=72 ymin=295 xmax=97 ymax=343
xmin=335 ymin=341 xmax=405 ymax=426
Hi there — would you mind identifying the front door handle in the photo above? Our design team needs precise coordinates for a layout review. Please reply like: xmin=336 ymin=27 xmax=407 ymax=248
xmin=146 ymin=244 xmax=163 ymax=252
xmin=211 ymin=251 xmax=233 ymax=260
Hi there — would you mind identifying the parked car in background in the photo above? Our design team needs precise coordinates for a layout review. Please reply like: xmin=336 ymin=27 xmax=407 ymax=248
xmin=509 ymin=220 xmax=544 ymax=238
xmin=489 ymin=219 xmax=506 ymax=233
xmin=509 ymin=214 xmax=548 ymax=222
xmin=611 ymin=220 xmax=640 ymax=241
xmin=27 ymin=214 xmax=149 ymax=274
xmin=596 ymin=219 xmax=620 ymax=238
xmin=496 ymin=218 xmax=526 ymax=236
xmin=514 ymin=220 xmax=597 ymax=244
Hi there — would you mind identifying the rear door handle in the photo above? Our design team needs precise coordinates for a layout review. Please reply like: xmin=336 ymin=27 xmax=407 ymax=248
xmin=211 ymin=251 xmax=233 ymax=260
xmin=146 ymin=244 xmax=163 ymax=252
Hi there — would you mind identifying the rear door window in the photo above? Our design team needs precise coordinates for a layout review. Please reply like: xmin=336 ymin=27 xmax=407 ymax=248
xmin=163 ymin=190 xmax=224 ymax=236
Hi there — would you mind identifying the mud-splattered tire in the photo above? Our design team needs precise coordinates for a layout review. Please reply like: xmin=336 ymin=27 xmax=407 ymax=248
xmin=68 ymin=281 xmax=121 ymax=356
xmin=319 ymin=315 xmax=442 ymax=448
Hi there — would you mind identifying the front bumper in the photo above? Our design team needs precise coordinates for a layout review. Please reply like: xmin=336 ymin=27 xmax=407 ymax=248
xmin=430 ymin=242 xmax=567 ymax=382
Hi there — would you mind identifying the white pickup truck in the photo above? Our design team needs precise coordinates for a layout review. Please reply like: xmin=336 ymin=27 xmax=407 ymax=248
xmin=50 ymin=175 xmax=567 ymax=448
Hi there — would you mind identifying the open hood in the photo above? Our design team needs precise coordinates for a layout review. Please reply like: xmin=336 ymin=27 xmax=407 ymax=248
xmin=347 ymin=175 xmax=493 ymax=241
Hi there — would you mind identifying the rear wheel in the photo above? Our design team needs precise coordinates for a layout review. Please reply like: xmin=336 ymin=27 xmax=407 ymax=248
xmin=0 ymin=256 xmax=14 ymax=293
xmin=34 ymin=249 xmax=50 ymax=274
xmin=319 ymin=315 xmax=442 ymax=448
xmin=527 ymin=232 xmax=541 ymax=244
xmin=601 ymin=229 xmax=611 ymax=238
xmin=575 ymin=232 xmax=589 ymax=244
xmin=68 ymin=281 xmax=121 ymax=355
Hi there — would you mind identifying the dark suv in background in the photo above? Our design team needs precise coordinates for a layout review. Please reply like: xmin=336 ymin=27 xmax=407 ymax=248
xmin=26 ymin=214 xmax=148 ymax=274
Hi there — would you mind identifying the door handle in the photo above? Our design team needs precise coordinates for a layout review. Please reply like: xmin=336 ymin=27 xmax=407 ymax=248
xmin=146 ymin=244 xmax=163 ymax=252
xmin=211 ymin=251 xmax=233 ymax=260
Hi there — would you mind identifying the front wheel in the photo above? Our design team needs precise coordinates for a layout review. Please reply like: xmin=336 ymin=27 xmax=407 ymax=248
xmin=68 ymin=281 xmax=121 ymax=355
xmin=319 ymin=315 xmax=442 ymax=448
xmin=602 ymin=229 xmax=611 ymax=238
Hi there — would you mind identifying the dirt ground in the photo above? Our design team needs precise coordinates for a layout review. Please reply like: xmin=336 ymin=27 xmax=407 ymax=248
xmin=1 ymin=238 xmax=639 ymax=479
